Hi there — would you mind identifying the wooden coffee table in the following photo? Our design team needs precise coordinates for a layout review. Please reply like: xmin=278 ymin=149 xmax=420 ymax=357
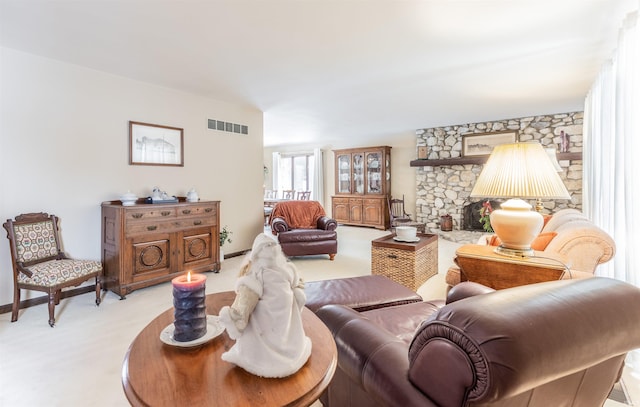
xmin=122 ymin=291 xmax=337 ymax=407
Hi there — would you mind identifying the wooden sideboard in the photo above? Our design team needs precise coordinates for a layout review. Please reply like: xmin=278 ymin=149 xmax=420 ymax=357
xmin=101 ymin=199 xmax=220 ymax=299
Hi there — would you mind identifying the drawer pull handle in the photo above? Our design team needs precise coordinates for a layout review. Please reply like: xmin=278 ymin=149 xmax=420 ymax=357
xmin=132 ymin=213 xmax=143 ymax=219
xmin=205 ymin=208 xmax=213 ymax=213
xmin=147 ymin=225 xmax=157 ymax=231
xmin=387 ymin=254 xmax=398 ymax=259
xmin=161 ymin=211 xmax=171 ymax=216
xmin=182 ymin=209 xmax=191 ymax=215
xmin=193 ymin=220 xmax=202 ymax=225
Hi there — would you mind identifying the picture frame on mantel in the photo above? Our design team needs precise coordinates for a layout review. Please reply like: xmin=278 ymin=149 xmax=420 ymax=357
xmin=129 ymin=121 xmax=184 ymax=166
xmin=462 ymin=130 xmax=518 ymax=157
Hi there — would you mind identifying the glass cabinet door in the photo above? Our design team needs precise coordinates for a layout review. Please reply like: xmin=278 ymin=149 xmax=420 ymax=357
xmin=353 ymin=153 xmax=364 ymax=194
xmin=366 ymin=152 xmax=382 ymax=194
xmin=337 ymin=154 xmax=351 ymax=193
xmin=384 ymin=154 xmax=391 ymax=195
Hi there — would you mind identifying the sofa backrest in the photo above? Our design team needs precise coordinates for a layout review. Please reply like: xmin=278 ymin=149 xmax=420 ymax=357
xmin=408 ymin=278 xmax=640 ymax=407
xmin=270 ymin=200 xmax=326 ymax=229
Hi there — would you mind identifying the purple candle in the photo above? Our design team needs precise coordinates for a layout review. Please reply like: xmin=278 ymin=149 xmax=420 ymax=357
xmin=171 ymin=272 xmax=207 ymax=342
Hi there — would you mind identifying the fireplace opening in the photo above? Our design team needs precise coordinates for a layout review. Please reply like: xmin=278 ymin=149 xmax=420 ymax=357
xmin=462 ymin=200 xmax=502 ymax=231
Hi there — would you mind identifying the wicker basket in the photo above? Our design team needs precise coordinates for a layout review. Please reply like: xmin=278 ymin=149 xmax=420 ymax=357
xmin=371 ymin=234 xmax=438 ymax=291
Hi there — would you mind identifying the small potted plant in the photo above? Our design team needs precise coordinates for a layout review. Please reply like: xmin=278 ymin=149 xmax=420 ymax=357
xmin=219 ymin=226 xmax=232 ymax=261
xmin=478 ymin=200 xmax=494 ymax=233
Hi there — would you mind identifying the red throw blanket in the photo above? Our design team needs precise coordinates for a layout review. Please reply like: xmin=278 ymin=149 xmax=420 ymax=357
xmin=270 ymin=201 xmax=326 ymax=230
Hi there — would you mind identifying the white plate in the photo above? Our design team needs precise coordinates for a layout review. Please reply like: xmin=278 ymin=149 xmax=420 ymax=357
xmin=393 ymin=236 xmax=420 ymax=243
xmin=160 ymin=315 xmax=224 ymax=348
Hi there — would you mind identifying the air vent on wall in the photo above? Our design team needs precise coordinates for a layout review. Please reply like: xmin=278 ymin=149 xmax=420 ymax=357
xmin=208 ymin=119 xmax=248 ymax=135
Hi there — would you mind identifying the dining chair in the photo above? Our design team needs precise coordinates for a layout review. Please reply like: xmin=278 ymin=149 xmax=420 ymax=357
xmin=296 ymin=191 xmax=311 ymax=200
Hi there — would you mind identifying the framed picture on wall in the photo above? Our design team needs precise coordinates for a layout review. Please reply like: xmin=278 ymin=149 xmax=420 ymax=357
xmin=129 ymin=121 xmax=184 ymax=166
xmin=461 ymin=131 xmax=518 ymax=157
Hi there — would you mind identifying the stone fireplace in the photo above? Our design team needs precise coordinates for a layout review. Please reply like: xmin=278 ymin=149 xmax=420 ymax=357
xmin=414 ymin=112 xmax=583 ymax=233
xmin=462 ymin=200 xmax=502 ymax=231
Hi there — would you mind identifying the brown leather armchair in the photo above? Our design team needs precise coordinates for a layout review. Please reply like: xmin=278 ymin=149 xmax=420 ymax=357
xmin=315 ymin=277 xmax=640 ymax=406
xmin=270 ymin=201 xmax=338 ymax=260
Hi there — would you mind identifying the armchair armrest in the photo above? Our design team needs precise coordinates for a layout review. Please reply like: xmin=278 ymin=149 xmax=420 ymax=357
xmin=315 ymin=304 xmax=438 ymax=407
xmin=317 ymin=216 xmax=337 ymax=231
xmin=446 ymin=281 xmax=495 ymax=304
xmin=409 ymin=278 xmax=640 ymax=405
xmin=270 ymin=217 xmax=290 ymax=234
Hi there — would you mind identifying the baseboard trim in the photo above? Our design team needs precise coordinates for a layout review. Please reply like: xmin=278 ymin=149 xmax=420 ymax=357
xmin=1 ymin=251 xmax=248 ymax=315
xmin=0 ymin=285 xmax=96 ymax=315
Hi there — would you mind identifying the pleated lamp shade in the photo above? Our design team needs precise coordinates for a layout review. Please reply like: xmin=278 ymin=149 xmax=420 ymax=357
xmin=470 ymin=142 xmax=571 ymax=256
xmin=470 ymin=142 xmax=570 ymax=199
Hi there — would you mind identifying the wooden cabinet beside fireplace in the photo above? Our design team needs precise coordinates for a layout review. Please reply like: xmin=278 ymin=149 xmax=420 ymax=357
xmin=101 ymin=200 xmax=220 ymax=298
xmin=331 ymin=146 xmax=391 ymax=230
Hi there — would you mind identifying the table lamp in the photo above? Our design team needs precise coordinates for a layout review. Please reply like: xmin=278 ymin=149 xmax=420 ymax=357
xmin=470 ymin=142 xmax=571 ymax=257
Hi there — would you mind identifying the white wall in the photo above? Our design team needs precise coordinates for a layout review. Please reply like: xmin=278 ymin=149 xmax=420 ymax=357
xmin=0 ymin=47 xmax=265 ymax=306
xmin=263 ymin=132 xmax=417 ymax=220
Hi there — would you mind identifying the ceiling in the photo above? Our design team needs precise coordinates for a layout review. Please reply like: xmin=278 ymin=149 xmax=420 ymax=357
xmin=1 ymin=1 xmax=637 ymax=148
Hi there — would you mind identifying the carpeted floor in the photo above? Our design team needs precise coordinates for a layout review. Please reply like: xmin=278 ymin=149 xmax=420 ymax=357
xmin=0 ymin=225 xmax=636 ymax=406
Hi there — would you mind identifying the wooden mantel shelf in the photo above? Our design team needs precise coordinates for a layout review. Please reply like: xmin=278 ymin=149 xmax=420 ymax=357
xmin=409 ymin=152 xmax=582 ymax=167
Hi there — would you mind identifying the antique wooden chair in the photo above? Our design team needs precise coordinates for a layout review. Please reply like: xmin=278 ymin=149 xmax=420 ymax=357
xmin=388 ymin=195 xmax=412 ymax=227
xmin=3 ymin=212 xmax=102 ymax=327
xmin=296 ymin=191 xmax=311 ymax=200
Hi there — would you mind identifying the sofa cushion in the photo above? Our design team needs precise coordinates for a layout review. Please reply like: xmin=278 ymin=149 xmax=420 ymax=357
xmin=361 ymin=300 xmax=444 ymax=344
xmin=277 ymin=228 xmax=336 ymax=243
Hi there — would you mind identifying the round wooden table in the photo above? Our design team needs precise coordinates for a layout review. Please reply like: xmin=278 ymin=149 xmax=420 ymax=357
xmin=122 ymin=291 xmax=337 ymax=406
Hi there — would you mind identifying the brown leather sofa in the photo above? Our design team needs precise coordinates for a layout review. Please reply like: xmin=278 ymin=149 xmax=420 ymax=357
xmin=314 ymin=277 xmax=640 ymax=407
xmin=270 ymin=200 xmax=338 ymax=260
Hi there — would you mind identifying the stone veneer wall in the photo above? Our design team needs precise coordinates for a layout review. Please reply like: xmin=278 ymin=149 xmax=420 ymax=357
xmin=416 ymin=112 xmax=583 ymax=232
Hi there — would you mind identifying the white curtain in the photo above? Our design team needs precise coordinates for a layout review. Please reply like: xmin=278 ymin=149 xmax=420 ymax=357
xmin=313 ymin=148 xmax=325 ymax=207
xmin=583 ymin=9 xmax=640 ymax=287
xmin=271 ymin=152 xmax=281 ymax=193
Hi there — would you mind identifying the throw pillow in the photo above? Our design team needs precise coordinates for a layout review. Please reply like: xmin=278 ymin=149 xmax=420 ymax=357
xmin=486 ymin=231 xmax=558 ymax=251
xmin=531 ymin=232 xmax=558 ymax=251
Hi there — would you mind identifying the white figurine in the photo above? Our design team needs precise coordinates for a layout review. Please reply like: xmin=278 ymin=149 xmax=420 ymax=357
xmin=218 ymin=234 xmax=311 ymax=378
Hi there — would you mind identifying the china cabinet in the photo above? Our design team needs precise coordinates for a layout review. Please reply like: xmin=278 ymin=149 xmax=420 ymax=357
xmin=332 ymin=146 xmax=391 ymax=229
xmin=101 ymin=199 xmax=220 ymax=298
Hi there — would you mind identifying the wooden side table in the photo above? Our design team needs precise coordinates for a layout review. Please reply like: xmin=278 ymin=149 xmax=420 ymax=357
xmin=122 ymin=291 xmax=337 ymax=407
xmin=371 ymin=233 xmax=438 ymax=291
xmin=454 ymin=244 xmax=568 ymax=290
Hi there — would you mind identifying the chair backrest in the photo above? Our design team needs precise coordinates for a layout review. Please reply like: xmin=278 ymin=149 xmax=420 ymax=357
xmin=4 ymin=212 xmax=61 ymax=265
xmin=270 ymin=201 xmax=327 ymax=230
xmin=388 ymin=195 xmax=410 ymax=222
xmin=264 ymin=189 xmax=277 ymax=199
xmin=297 ymin=191 xmax=311 ymax=200
xmin=282 ymin=190 xmax=295 ymax=199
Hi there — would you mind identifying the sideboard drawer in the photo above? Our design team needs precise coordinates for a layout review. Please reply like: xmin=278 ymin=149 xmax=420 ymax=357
xmin=124 ymin=207 xmax=176 ymax=222
xmin=176 ymin=204 xmax=218 ymax=218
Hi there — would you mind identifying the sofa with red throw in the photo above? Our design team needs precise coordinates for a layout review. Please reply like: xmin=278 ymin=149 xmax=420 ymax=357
xmin=270 ymin=200 xmax=338 ymax=260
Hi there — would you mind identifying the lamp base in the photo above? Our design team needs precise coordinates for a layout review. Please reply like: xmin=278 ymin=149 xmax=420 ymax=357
xmin=494 ymin=245 xmax=534 ymax=258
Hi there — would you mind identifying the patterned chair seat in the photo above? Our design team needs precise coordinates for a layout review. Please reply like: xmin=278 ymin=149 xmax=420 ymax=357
xmin=18 ymin=259 xmax=102 ymax=287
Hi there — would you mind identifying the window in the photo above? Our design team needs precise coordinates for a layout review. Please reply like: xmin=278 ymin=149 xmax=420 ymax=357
xmin=276 ymin=153 xmax=315 ymax=196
